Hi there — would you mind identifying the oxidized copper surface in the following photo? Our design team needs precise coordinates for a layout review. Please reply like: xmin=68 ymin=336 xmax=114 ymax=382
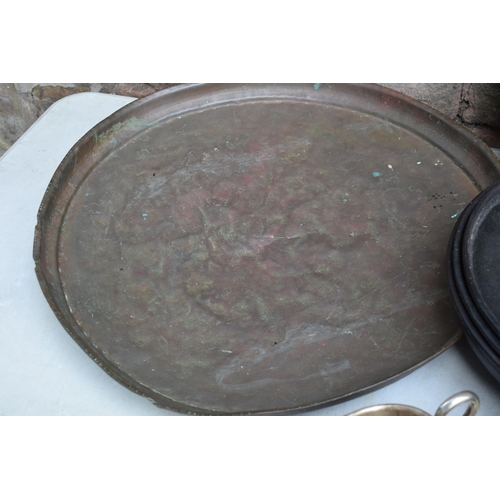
xmin=33 ymin=84 xmax=500 ymax=414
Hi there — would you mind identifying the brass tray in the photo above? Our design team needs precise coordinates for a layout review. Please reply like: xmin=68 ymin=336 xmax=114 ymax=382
xmin=33 ymin=84 xmax=500 ymax=415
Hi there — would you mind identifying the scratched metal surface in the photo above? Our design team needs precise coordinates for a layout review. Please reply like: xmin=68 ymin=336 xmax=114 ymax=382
xmin=34 ymin=84 xmax=500 ymax=414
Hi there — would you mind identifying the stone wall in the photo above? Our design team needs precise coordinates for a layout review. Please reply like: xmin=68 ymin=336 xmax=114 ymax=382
xmin=0 ymin=83 xmax=177 ymax=158
xmin=1 ymin=83 xmax=499 ymax=158
xmin=382 ymin=83 xmax=500 ymax=148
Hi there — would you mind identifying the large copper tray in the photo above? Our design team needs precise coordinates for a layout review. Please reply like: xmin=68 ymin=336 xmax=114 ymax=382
xmin=33 ymin=84 xmax=500 ymax=414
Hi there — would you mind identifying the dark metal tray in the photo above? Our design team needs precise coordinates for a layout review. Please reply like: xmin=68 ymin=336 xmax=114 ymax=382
xmin=33 ymin=84 xmax=500 ymax=414
xmin=450 ymin=183 xmax=500 ymax=355
xmin=447 ymin=184 xmax=500 ymax=380
xmin=463 ymin=181 xmax=500 ymax=338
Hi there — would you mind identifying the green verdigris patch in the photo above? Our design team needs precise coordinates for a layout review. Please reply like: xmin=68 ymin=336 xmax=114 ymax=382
xmin=94 ymin=117 xmax=157 ymax=147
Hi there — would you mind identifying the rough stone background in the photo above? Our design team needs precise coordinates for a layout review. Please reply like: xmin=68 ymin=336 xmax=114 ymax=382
xmin=1 ymin=83 xmax=500 ymax=158
xmin=382 ymin=83 xmax=500 ymax=148
xmin=0 ymin=83 xmax=177 ymax=158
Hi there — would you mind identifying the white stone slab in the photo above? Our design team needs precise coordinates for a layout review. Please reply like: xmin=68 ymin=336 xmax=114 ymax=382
xmin=1 ymin=92 xmax=499 ymax=415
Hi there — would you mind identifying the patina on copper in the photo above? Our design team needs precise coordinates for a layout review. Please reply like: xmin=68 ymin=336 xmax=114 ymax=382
xmin=33 ymin=84 xmax=500 ymax=414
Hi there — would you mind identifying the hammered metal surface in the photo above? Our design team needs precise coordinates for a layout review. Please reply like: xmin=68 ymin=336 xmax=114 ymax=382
xmin=34 ymin=84 xmax=500 ymax=414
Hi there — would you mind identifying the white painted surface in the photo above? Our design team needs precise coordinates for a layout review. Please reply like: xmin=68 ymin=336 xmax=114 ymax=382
xmin=1 ymin=92 xmax=500 ymax=416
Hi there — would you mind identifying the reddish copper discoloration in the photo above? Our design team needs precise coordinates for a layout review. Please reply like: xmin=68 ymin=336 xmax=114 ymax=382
xmin=34 ymin=84 xmax=500 ymax=414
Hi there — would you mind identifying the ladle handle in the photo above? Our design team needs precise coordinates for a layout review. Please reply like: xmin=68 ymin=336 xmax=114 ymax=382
xmin=434 ymin=391 xmax=480 ymax=416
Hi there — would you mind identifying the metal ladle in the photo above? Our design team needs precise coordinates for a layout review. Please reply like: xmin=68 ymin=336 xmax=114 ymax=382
xmin=347 ymin=391 xmax=480 ymax=416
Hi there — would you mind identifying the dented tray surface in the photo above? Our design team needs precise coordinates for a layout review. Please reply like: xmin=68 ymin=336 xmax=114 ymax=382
xmin=34 ymin=84 xmax=500 ymax=414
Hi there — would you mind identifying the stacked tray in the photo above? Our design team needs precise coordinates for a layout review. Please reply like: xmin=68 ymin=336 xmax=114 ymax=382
xmin=447 ymin=179 xmax=500 ymax=382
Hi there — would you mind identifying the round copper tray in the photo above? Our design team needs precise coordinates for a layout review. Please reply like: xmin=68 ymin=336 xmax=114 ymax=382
xmin=33 ymin=84 xmax=500 ymax=414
